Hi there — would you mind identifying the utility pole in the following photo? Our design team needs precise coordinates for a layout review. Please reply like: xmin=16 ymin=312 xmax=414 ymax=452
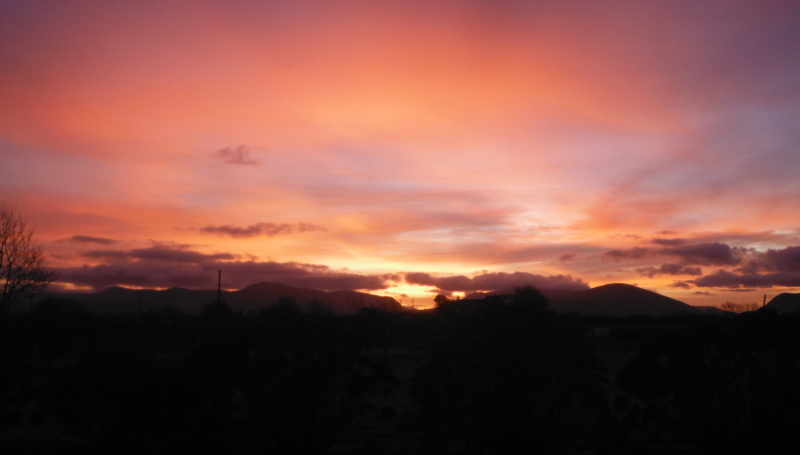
xmin=763 ymin=294 xmax=767 ymax=308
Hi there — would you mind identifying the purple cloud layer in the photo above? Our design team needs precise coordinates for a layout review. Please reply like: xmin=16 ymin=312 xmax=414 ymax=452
xmin=613 ymin=243 xmax=800 ymax=290
xmin=636 ymin=263 xmax=703 ymax=278
xmin=199 ymin=222 xmax=326 ymax=238
xmin=603 ymin=242 xmax=746 ymax=266
xmin=54 ymin=245 xmax=394 ymax=291
xmin=63 ymin=235 xmax=117 ymax=245
xmin=404 ymin=271 xmax=589 ymax=293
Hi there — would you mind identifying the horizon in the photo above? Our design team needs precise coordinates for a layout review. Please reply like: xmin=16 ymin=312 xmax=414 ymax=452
xmin=42 ymin=279 xmax=783 ymax=312
xmin=2 ymin=1 xmax=800 ymax=309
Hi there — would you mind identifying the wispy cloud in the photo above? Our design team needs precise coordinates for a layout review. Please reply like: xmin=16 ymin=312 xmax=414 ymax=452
xmin=558 ymin=252 xmax=578 ymax=262
xmin=199 ymin=222 xmax=326 ymax=238
xmin=215 ymin=145 xmax=259 ymax=165
xmin=63 ymin=235 xmax=117 ymax=245
xmin=651 ymin=237 xmax=687 ymax=246
xmin=602 ymin=247 xmax=654 ymax=261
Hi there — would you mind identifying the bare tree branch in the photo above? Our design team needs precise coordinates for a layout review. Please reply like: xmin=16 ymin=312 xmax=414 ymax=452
xmin=0 ymin=204 xmax=54 ymax=318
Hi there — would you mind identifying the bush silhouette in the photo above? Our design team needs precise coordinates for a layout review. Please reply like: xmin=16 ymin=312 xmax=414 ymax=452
xmin=618 ymin=312 xmax=800 ymax=455
xmin=45 ymin=352 xmax=169 ymax=454
xmin=412 ymin=287 xmax=606 ymax=454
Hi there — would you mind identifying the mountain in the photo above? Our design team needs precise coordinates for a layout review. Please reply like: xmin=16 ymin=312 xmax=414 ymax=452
xmin=765 ymin=293 xmax=800 ymax=314
xmin=42 ymin=282 xmax=402 ymax=315
xmin=463 ymin=283 xmax=698 ymax=317
xmin=228 ymin=282 xmax=402 ymax=314
xmin=550 ymin=283 xmax=697 ymax=317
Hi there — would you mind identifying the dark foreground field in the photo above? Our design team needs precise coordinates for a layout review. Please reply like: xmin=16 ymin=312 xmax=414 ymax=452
xmin=2 ymin=291 xmax=800 ymax=454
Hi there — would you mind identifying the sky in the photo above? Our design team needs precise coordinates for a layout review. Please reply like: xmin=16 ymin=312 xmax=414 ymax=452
xmin=2 ymin=0 xmax=800 ymax=308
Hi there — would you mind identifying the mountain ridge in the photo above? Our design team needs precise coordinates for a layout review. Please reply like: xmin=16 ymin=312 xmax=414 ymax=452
xmin=550 ymin=283 xmax=697 ymax=317
xmin=40 ymin=282 xmax=402 ymax=315
xmin=467 ymin=283 xmax=705 ymax=317
xmin=766 ymin=293 xmax=800 ymax=314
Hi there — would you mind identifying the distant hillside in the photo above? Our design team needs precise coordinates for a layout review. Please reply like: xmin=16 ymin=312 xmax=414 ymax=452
xmin=766 ymin=293 xmax=800 ymax=314
xmin=228 ymin=282 xmax=402 ymax=314
xmin=463 ymin=283 xmax=699 ymax=317
xmin=551 ymin=283 xmax=696 ymax=317
xmin=41 ymin=282 xmax=402 ymax=315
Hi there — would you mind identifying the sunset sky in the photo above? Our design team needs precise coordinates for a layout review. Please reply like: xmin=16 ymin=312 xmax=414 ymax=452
xmin=2 ymin=1 xmax=800 ymax=308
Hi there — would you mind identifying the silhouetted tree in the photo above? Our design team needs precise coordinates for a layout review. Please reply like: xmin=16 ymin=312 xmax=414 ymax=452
xmin=433 ymin=294 xmax=451 ymax=308
xmin=510 ymin=285 xmax=550 ymax=312
xmin=0 ymin=204 xmax=53 ymax=320
xmin=720 ymin=301 xmax=761 ymax=313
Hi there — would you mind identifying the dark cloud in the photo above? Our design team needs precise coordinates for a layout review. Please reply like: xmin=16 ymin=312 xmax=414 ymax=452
xmin=58 ymin=245 xmax=392 ymax=291
xmin=605 ymin=242 xmax=744 ymax=266
xmin=199 ymin=222 xmax=326 ymax=238
xmin=683 ymin=266 xmax=703 ymax=276
xmin=635 ymin=267 xmax=659 ymax=278
xmin=661 ymin=242 xmax=743 ymax=266
xmin=130 ymin=247 xmax=237 ymax=263
xmin=636 ymin=263 xmax=702 ymax=278
xmin=404 ymin=271 xmax=589 ymax=293
xmin=762 ymin=246 xmax=800 ymax=272
xmin=210 ymin=261 xmax=394 ymax=291
xmin=84 ymin=246 xmax=236 ymax=263
xmin=65 ymin=235 xmax=116 ymax=245
xmin=602 ymin=247 xmax=654 ymax=261
xmin=601 ymin=242 xmax=800 ymax=291
xmin=668 ymin=246 xmax=800 ymax=290
xmin=56 ymin=263 xmax=211 ymax=290
xmin=693 ymin=291 xmax=713 ymax=296
xmin=730 ymin=246 xmax=800 ymax=274
xmin=651 ymin=237 xmax=687 ymax=246
xmin=215 ymin=145 xmax=259 ymax=165
xmin=688 ymin=270 xmax=800 ymax=289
